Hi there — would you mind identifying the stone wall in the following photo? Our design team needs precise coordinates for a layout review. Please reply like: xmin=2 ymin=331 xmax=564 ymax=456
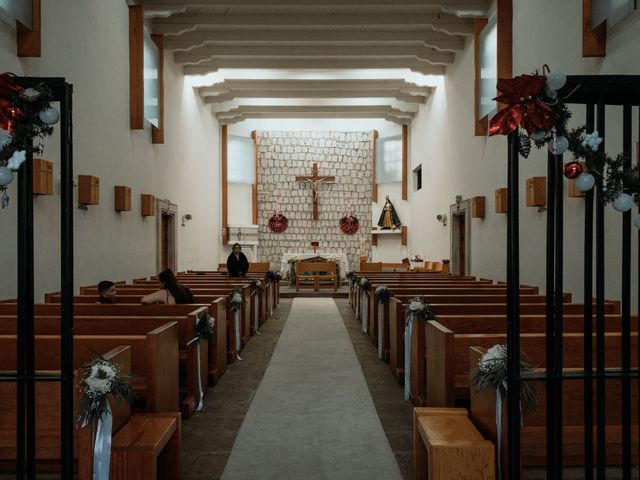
xmin=257 ymin=131 xmax=372 ymax=270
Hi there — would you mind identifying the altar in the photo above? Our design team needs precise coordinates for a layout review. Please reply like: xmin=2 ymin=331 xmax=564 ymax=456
xmin=279 ymin=252 xmax=350 ymax=282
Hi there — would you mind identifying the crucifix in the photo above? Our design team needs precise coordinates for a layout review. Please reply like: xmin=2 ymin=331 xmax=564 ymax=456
xmin=295 ymin=163 xmax=336 ymax=220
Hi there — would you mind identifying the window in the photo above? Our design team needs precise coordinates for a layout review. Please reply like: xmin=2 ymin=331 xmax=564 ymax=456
xmin=478 ymin=12 xmax=497 ymax=119
xmin=143 ymin=31 xmax=160 ymax=128
xmin=376 ymin=135 xmax=402 ymax=183
xmin=591 ymin=0 xmax=636 ymax=29
xmin=228 ymin=135 xmax=255 ymax=184
xmin=413 ymin=165 xmax=422 ymax=191
xmin=0 ymin=0 xmax=32 ymax=28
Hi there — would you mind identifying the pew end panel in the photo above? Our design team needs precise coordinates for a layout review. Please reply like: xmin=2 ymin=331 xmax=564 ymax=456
xmin=210 ymin=298 xmax=228 ymax=384
xmin=425 ymin=321 xmax=456 ymax=407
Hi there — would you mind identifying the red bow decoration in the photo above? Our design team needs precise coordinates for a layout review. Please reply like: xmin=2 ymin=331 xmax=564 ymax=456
xmin=0 ymin=74 xmax=23 ymax=97
xmin=0 ymin=74 xmax=24 ymax=132
xmin=489 ymin=75 xmax=558 ymax=136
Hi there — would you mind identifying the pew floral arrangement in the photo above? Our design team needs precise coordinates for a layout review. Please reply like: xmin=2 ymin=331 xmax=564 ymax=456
xmin=227 ymin=288 xmax=244 ymax=312
xmin=489 ymin=66 xmax=639 ymax=220
xmin=407 ymin=297 xmax=435 ymax=322
xmin=470 ymin=344 xmax=536 ymax=408
xmin=266 ymin=270 xmax=281 ymax=283
xmin=76 ymin=356 xmax=133 ymax=428
xmin=375 ymin=285 xmax=394 ymax=302
xmin=358 ymin=277 xmax=370 ymax=291
xmin=195 ymin=310 xmax=215 ymax=342
xmin=250 ymin=279 xmax=262 ymax=293
xmin=0 ymin=73 xmax=59 ymax=209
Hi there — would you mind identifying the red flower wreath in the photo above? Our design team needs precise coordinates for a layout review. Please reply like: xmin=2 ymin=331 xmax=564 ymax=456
xmin=340 ymin=214 xmax=359 ymax=235
xmin=268 ymin=212 xmax=288 ymax=233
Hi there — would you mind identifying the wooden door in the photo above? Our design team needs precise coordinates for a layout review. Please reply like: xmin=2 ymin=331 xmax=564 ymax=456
xmin=457 ymin=213 xmax=465 ymax=276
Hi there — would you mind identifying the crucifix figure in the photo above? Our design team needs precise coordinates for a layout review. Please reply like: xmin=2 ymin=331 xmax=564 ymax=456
xmin=295 ymin=163 xmax=336 ymax=220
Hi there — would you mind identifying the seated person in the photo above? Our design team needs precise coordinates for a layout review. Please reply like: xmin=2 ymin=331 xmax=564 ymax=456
xmin=226 ymin=243 xmax=249 ymax=277
xmin=140 ymin=268 xmax=195 ymax=305
xmin=98 ymin=280 xmax=116 ymax=304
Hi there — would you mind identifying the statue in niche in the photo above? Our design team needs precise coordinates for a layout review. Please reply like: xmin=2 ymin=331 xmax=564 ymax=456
xmin=377 ymin=195 xmax=402 ymax=230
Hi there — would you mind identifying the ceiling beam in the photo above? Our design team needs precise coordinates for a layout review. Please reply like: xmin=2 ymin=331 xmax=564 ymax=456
xmin=184 ymin=58 xmax=445 ymax=75
xmin=174 ymin=44 xmax=455 ymax=65
xmin=164 ymin=29 xmax=465 ymax=52
xmin=153 ymin=12 xmax=475 ymax=36
xmin=197 ymin=78 xmax=430 ymax=91
xmin=203 ymin=90 xmax=428 ymax=103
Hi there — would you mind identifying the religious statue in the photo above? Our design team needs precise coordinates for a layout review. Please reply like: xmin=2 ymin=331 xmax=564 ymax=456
xmin=377 ymin=195 xmax=402 ymax=230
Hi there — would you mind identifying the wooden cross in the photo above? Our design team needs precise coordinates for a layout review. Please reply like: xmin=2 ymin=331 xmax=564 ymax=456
xmin=311 ymin=241 xmax=319 ymax=254
xmin=295 ymin=163 xmax=336 ymax=220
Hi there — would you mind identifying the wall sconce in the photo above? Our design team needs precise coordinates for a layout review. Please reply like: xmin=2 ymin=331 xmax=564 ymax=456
xmin=436 ymin=213 xmax=447 ymax=227
xmin=181 ymin=213 xmax=192 ymax=226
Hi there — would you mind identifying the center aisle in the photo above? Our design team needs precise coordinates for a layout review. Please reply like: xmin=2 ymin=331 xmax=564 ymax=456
xmin=221 ymin=298 xmax=403 ymax=480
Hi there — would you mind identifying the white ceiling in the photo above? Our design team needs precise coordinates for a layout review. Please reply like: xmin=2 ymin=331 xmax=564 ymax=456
xmin=144 ymin=0 xmax=488 ymax=125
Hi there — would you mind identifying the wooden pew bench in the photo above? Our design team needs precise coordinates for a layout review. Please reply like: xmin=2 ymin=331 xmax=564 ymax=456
xmin=426 ymin=322 xmax=637 ymax=407
xmin=469 ymin=347 xmax=638 ymax=472
xmin=413 ymin=407 xmax=494 ymax=480
xmin=295 ymin=261 xmax=337 ymax=292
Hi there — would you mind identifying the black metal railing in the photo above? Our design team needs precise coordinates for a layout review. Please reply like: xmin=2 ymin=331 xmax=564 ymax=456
xmin=506 ymin=75 xmax=640 ymax=480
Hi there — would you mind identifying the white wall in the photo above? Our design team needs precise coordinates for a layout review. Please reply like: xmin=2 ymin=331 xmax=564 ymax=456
xmin=0 ymin=0 xmax=220 ymax=300
xmin=410 ymin=0 xmax=640 ymax=307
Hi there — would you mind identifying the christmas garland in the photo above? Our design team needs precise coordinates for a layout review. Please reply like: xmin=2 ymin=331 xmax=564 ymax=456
xmin=268 ymin=212 xmax=288 ymax=233
xmin=339 ymin=213 xmax=359 ymax=235
xmin=0 ymin=73 xmax=59 ymax=209
xmin=489 ymin=66 xmax=639 ymax=222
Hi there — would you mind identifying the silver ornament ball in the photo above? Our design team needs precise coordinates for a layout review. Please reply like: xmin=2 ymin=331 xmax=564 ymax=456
xmin=529 ymin=130 xmax=548 ymax=142
xmin=575 ymin=173 xmax=595 ymax=192
xmin=0 ymin=131 xmax=11 ymax=148
xmin=548 ymin=135 xmax=569 ymax=155
xmin=612 ymin=193 xmax=634 ymax=213
xmin=546 ymin=71 xmax=567 ymax=91
xmin=0 ymin=166 xmax=13 ymax=186
xmin=39 ymin=106 xmax=60 ymax=125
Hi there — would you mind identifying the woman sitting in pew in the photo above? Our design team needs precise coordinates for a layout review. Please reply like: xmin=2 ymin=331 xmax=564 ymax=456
xmin=140 ymin=268 xmax=195 ymax=305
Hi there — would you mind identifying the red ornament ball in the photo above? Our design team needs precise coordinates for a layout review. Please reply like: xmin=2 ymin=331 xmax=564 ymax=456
xmin=563 ymin=161 xmax=583 ymax=180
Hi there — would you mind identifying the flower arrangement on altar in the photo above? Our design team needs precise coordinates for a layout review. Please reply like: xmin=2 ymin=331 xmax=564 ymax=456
xmin=489 ymin=66 xmax=639 ymax=223
xmin=268 ymin=203 xmax=288 ymax=233
xmin=0 ymin=73 xmax=59 ymax=209
xmin=76 ymin=357 xmax=133 ymax=428
xmin=195 ymin=310 xmax=215 ymax=342
xmin=470 ymin=344 xmax=536 ymax=407
xmin=228 ymin=288 xmax=244 ymax=311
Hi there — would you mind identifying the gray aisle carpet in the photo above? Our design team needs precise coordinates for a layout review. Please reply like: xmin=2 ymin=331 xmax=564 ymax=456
xmin=221 ymin=298 xmax=403 ymax=480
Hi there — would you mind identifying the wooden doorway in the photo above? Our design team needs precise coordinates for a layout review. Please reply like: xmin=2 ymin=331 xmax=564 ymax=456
xmin=450 ymin=198 xmax=471 ymax=276
xmin=156 ymin=199 xmax=177 ymax=272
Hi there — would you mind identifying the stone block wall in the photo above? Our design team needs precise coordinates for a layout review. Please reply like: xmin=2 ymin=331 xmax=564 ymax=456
xmin=257 ymin=131 xmax=372 ymax=270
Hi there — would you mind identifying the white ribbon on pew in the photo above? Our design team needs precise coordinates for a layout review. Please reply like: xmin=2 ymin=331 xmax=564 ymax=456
xmin=494 ymin=380 xmax=523 ymax=480
xmin=377 ymin=301 xmax=384 ymax=359
xmin=235 ymin=310 xmax=242 ymax=360
xmin=93 ymin=402 xmax=113 ymax=480
xmin=254 ymin=295 xmax=260 ymax=334
xmin=404 ymin=315 xmax=414 ymax=401
xmin=354 ymin=284 xmax=360 ymax=319
xmin=195 ymin=341 xmax=205 ymax=411
xmin=362 ymin=291 xmax=368 ymax=334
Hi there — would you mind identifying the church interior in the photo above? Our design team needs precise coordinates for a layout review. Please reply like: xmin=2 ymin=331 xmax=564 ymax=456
xmin=0 ymin=0 xmax=639 ymax=479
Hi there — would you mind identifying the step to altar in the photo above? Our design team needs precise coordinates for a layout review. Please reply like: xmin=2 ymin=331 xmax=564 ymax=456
xmin=279 ymin=285 xmax=348 ymax=298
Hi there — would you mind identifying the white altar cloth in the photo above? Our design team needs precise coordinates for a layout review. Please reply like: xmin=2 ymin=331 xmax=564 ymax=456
xmin=280 ymin=252 xmax=350 ymax=280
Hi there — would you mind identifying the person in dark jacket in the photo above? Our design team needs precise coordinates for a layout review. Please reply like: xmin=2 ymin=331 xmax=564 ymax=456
xmin=227 ymin=243 xmax=249 ymax=277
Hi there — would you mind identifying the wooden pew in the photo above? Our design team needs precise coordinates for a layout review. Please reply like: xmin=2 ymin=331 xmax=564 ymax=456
xmin=0 ymin=322 xmax=179 ymax=413
xmin=426 ymin=322 xmax=637 ymax=407
xmin=1 ymin=300 xmax=229 ymax=386
xmin=0 ymin=308 xmax=208 ymax=419
xmin=413 ymin=407 xmax=494 ymax=480
xmin=469 ymin=346 xmax=638 ymax=472
xmin=295 ymin=261 xmax=338 ymax=292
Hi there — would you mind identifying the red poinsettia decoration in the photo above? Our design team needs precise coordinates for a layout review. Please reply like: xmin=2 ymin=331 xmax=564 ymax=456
xmin=0 ymin=74 xmax=24 ymax=131
xmin=489 ymin=75 xmax=557 ymax=136
xmin=339 ymin=214 xmax=359 ymax=235
xmin=268 ymin=212 xmax=288 ymax=233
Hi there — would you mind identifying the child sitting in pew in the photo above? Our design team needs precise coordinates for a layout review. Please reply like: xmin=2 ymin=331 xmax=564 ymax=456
xmin=141 ymin=268 xmax=195 ymax=305
xmin=98 ymin=280 xmax=117 ymax=304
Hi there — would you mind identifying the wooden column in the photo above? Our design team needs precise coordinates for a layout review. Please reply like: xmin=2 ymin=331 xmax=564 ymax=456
xmin=17 ymin=0 xmax=40 ymax=57
xmin=151 ymin=34 xmax=164 ymax=144
xmin=128 ymin=5 xmax=144 ymax=130
xmin=221 ymin=125 xmax=229 ymax=245
xmin=251 ymin=131 xmax=259 ymax=225
xmin=402 ymin=124 xmax=408 ymax=200
xmin=371 ymin=130 xmax=378 ymax=202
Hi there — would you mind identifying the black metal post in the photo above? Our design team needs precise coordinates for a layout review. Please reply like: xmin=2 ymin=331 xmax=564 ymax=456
xmin=58 ymin=82 xmax=74 ymax=480
xmin=595 ymin=95 xmax=606 ymax=480
xmin=553 ymin=150 xmax=564 ymax=479
xmin=620 ymin=103 xmax=632 ymax=480
xmin=583 ymin=103 xmax=595 ymax=480
xmin=506 ymin=129 xmax=521 ymax=480
xmin=545 ymin=149 xmax=556 ymax=480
